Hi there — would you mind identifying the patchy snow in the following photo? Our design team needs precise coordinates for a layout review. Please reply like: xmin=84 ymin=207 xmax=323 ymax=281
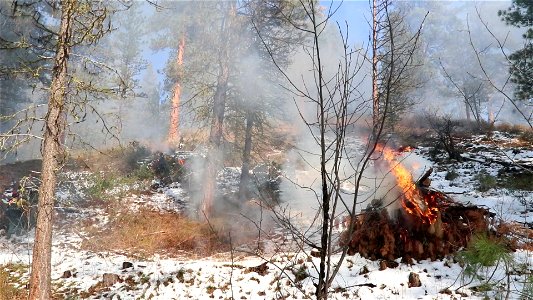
xmin=1 ymin=229 xmax=531 ymax=299
xmin=127 ymin=183 xmax=188 ymax=213
xmin=1 ymin=133 xmax=532 ymax=299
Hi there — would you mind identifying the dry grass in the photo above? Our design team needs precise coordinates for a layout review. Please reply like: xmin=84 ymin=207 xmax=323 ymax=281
xmin=82 ymin=209 xmax=229 ymax=258
xmin=497 ymin=221 xmax=533 ymax=251
xmin=71 ymin=144 xmax=150 ymax=175
xmin=0 ymin=264 xmax=28 ymax=300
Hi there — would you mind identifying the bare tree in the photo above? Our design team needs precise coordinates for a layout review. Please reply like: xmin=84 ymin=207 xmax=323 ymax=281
xmin=374 ymin=1 xmax=427 ymax=134
xmin=425 ymin=112 xmax=462 ymax=161
xmin=468 ymin=8 xmax=533 ymax=129
xmin=258 ymin=1 xmax=426 ymax=298
xmin=372 ymin=0 xmax=379 ymax=129
xmin=440 ymin=60 xmax=489 ymax=126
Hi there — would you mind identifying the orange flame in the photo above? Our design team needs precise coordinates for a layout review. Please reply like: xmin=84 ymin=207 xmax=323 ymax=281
xmin=377 ymin=144 xmax=438 ymax=224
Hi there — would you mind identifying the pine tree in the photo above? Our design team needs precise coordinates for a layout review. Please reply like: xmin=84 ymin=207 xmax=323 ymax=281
xmin=499 ymin=0 xmax=533 ymax=100
xmin=1 ymin=1 xmax=127 ymax=298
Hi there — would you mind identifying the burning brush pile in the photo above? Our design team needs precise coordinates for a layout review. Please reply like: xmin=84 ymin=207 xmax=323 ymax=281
xmin=341 ymin=145 xmax=495 ymax=262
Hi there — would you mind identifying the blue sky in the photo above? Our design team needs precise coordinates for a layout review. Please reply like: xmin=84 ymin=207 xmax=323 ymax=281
xmin=324 ymin=0 xmax=372 ymax=45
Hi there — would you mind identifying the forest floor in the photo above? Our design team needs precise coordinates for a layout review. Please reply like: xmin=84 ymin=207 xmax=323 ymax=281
xmin=0 ymin=130 xmax=532 ymax=299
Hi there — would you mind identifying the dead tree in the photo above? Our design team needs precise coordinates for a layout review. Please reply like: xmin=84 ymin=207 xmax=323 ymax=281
xmin=425 ymin=112 xmax=463 ymax=161
xmin=468 ymin=9 xmax=533 ymax=130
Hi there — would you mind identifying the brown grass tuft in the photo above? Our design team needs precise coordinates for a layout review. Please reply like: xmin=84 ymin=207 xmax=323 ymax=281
xmin=82 ymin=209 xmax=229 ymax=258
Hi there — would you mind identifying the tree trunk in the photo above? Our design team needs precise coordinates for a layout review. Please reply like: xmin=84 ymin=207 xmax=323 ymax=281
xmin=29 ymin=1 xmax=73 ymax=299
xmin=372 ymin=0 xmax=379 ymax=129
xmin=168 ymin=35 xmax=185 ymax=147
xmin=464 ymin=100 xmax=471 ymax=122
xmin=487 ymin=95 xmax=494 ymax=124
xmin=201 ymin=2 xmax=235 ymax=219
xmin=314 ymin=6 xmax=330 ymax=299
xmin=238 ymin=113 xmax=254 ymax=202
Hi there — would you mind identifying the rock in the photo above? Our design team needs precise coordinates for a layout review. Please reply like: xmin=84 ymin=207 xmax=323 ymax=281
xmin=61 ymin=270 xmax=72 ymax=278
xmin=379 ymin=260 xmax=387 ymax=270
xmin=379 ymin=260 xmax=399 ymax=270
xmin=122 ymin=261 xmax=134 ymax=269
xmin=310 ymin=249 xmax=320 ymax=258
xmin=408 ymin=272 xmax=421 ymax=288
xmin=102 ymin=273 xmax=122 ymax=287
xmin=359 ymin=265 xmax=369 ymax=275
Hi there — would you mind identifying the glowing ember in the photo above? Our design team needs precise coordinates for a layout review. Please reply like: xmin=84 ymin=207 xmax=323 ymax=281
xmin=397 ymin=145 xmax=414 ymax=153
xmin=377 ymin=144 xmax=438 ymax=224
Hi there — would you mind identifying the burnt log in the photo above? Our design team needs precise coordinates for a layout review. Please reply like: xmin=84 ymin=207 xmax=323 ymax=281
xmin=416 ymin=167 xmax=433 ymax=187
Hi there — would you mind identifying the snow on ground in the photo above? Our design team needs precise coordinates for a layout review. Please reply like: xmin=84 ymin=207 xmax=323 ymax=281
xmin=1 ymin=230 xmax=531 ymax=299
xmin=1 ymin=133 xmax=532 ymax=299
xmin=413 ymin=132 xmax=533 ymax=226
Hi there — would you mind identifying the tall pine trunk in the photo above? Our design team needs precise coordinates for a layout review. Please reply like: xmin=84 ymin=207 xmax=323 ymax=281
xmin=29 ymin=0 xmax=73 ymax=298
xmin=238 ymin=112 xmax=254 ymax=202
xmin=202 ymin=62 xmax=229 ymax=217
xmin=201 ymin=2 xmax=235 ymax=218
xmin=168 ymin=35 xmax=185 ymax=147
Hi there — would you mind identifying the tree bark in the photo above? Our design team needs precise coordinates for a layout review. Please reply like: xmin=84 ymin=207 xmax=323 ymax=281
xmin=314 ymin=5 xmax=330 ymax=299
xmin=201 ymin=2 xmax=235 ymax=219
xmin=464 ymin=100 xmax=471 ymax=122
xmin=29 ymin=1 xmax=73 ymax=299
xmin=238 ymin=112 xmax=254 ymax=202
xmin=168 ymin=35 xmax=185 ymax=147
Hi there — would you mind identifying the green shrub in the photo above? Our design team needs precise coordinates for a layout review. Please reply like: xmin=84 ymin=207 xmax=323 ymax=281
xmin=522 ymin=275 xmax=533 ymax=300
xmin=87 ymin=174 xmax=113 ymax=200
xmin=499 ymin=172 xmax=533 ymax=191
xmin=460 ymin=235 xmax=511 ymax=269
xmin=445 ymin=169 xmax=460 ymax=181
xmin=456 ymin=234 xmax=512 ymax=294
xmin=131 ymin=165 xmax=154 ymax=181
xmin=124 ymin=142 xmax=151 ymax=172
xmin=475 ymin=171 xmax=497 ymax=192
xmin=292 ymin=265 xmax=309 ymax=282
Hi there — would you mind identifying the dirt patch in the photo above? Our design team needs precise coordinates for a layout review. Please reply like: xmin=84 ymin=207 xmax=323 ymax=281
xmin=0 ymin=159 xmax=42 ymax=191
